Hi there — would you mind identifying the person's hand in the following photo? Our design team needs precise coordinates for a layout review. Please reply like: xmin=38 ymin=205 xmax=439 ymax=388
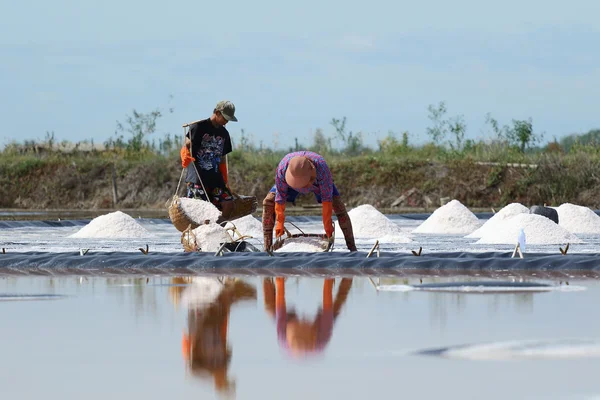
xmin=275 ymin=202 xmax=286 ymax=238
xmin=180 ymin=146 xmax=195 ymax=168
xmin=322 ymin=201 xmax=334 ymax=238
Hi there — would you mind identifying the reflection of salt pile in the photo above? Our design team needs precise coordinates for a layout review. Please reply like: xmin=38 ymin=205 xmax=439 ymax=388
xmin=341 ymin=204 xmax=412 ymax=242
xmin=556 ymin=203 xmax=600 ymax=234
xmin=413 ymin=199 xmax=480 ymax=234
xmin=476 ymin=213 xmax=582 ymax=245
xmin=179 ymin=197 xmax=221 ymax=223
xmin=179 ymin=277 xmax=223 ymax=309
xmin=70 ymin=211 xmax=152 ymax=238
xmin=226 ymin=215 xmax=262 ymax=238
xmin=466 ymin=203 xmax=529 ymax=239
xmin=191 ymin=222 xmax=232 ymax=252
xmin=275 ymin=237 xmax=327 ymax=252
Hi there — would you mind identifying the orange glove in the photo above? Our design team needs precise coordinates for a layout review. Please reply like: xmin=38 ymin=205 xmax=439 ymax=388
xmin=218 ymin=161 xmax=228 ymax=185
xmin=322 ymin=201 xmax=334 ymax=238
xmin=275 ymin=202 xmax=286 ymax=238
xmin=180 ymin=145 xmax=195 ymax=168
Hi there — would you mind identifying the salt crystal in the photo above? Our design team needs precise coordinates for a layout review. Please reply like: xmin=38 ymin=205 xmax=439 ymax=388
xmin=274 ymin=236 xmax=328 ymax=252
xmin=341 ymin=204 xmax=412 ymax=242
xmin=69 ymin=211 xmax=152 ymax=238
xmin=224 ymin=214 xmax=263 ymax=239
xmin=191 ymin=222 xmax=232 ymax=252
xmin=476 ymin=213 xmax=582 ymax=245
xmin=466 ymin=203 xmax=529 ymax=238
xmin=555 ymin=203 xmax=600 ymax=234
xmin=413 ymin=199 xmax=481 ymax=234
xmin=179 ymin=197 xmax=221 ymax=224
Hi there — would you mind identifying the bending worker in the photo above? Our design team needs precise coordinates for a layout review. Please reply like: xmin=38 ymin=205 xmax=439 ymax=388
xmin=262 ymin=150 xmax=357 ymax=252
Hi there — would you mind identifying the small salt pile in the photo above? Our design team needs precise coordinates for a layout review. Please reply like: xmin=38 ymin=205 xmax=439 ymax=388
xmin=179 ymin=197 xmax=221 ymax=223
xmin=191 ymin=222 xmax=232 ymax=252
xmin=225 ymin=214 xmax=263 ymax=239
xmin=555 ymin=203 xmax=600 ymax=234
xmin=275 ymin=236 xmax=328 ymax=252
xmin=70 ymin=211 xmax=152 ymax=238
xmin=476 ymin=213 xmax=582 ymax=245
xmin=413 ymin=199 xmax=480 ymax=234
xmin=341 ymin=204 xmax=412 ymax=242
xmin=466 ymin=203 xmax=529 ymax=239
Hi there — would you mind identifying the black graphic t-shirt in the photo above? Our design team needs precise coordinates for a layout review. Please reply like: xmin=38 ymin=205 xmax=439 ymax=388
xmin=185 ymin=119 xmax=233 ymax=185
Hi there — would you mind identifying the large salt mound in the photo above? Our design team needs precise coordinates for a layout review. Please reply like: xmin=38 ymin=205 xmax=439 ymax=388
xmin=466 ymin=203 xmax=529 ymax=239
xmin=413 ymin=199 xmax=481 ymax=234
xmin=179 ymin=197 xmax=221 ymax=223
xmin=476 ymin=213 xmax=582 ymax=245
xmin=69 ymin=211 xmax=152 ymax=238
xmin=340 ymin=204 xmax=412 ymax=242
xmin=226 ymin=214 xmax=263 ymax=238
xmin=191 ymin=222 xmax=232 ymax=252
xmin=556 ymin=203 xmax=600 ymax=234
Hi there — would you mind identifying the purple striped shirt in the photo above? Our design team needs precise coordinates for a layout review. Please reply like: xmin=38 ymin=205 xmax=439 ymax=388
xmin=274 ymin=151 xmax=334 ymax=204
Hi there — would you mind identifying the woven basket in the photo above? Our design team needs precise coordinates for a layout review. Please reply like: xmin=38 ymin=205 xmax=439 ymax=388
xmin=180 ymin=225 xmax=199 ymax=252
xmin=271 ymin=233 xmax=334 ymax=252
xmin=167 ymin=194 xmax=258 ymax=233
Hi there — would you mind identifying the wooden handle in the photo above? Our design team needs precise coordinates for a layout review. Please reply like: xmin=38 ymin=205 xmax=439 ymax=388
xmin=182 ymin=119 xmax=203 ymax=128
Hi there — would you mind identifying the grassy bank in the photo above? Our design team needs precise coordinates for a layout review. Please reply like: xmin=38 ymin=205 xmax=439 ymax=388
xmin=2 ymin=146 xmax=600 ymax=212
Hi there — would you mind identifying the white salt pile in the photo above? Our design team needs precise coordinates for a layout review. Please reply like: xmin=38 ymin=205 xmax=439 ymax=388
xmin=70 ymin=211 xmax=152 ymax=238
xmin=476 ymin=213 xmax=582 ymax=245
xmin=413 ymin=199 xmax=481 ymax=235
xmin=340 ymin=204 xmax=412 ymax=242
xmin=179 ymin=197 xmax=221 ymax=223
xmin=226 ymin=214 xmax=263 ymax=239
xmin=275 ymin=236 xmax=328 ymax=252
xmin=191 ymin=222 xmax=232 ymax=252
xmin=555 ymin=203 xmax=600 ymax=234
xmin=466 ymin=203 xmax=529 ymax=239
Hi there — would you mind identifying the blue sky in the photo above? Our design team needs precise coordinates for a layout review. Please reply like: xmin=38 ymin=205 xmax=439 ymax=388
xmin=1 ymin=0 xmax=599 ymax=150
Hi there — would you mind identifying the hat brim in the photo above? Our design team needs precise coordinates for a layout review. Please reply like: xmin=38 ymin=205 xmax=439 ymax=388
xmin=222 ymin=113 xmax=238 ymax=122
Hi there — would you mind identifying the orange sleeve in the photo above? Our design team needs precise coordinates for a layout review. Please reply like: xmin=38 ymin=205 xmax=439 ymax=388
xmin=322 ymin=201 xmax=333 ymax=237
xmin=219 ymin=160 xmax=228 ymax=185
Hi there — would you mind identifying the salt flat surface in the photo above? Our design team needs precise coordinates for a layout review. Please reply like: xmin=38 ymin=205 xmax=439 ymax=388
xmin=3 ymin=203 xmax=600 ymax=254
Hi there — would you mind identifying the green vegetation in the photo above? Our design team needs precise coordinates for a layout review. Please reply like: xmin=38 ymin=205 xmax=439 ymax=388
xmin=2 ymin=102 xmax=600 ymax=211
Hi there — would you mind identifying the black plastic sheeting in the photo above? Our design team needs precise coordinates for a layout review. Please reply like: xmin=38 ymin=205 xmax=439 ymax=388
xmin=1 ymin=250 xmax=600 ymax=278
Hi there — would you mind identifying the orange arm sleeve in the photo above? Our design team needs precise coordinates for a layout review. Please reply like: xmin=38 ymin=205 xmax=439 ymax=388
xmin=219 ymin=160 xmax=228 ymax=185
xmin=322 ymin=201 xmax=333 ymax=237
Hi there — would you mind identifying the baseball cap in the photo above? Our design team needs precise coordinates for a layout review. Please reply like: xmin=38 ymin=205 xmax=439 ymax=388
xmin=215 ymin=100 xmax=238 ymax=122
xmin=285 ymin=156 xmax=315 ymax=190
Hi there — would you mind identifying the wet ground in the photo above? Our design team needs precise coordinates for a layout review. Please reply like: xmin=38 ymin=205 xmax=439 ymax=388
xmin=1 ymin=213 xmax=600 ymax=399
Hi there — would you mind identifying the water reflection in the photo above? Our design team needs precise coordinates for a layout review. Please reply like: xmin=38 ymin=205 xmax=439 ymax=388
xmin=171 ymin=277 xmax=257 ymax=397
xmin=262 ymin=277 xmax=352 ymax=357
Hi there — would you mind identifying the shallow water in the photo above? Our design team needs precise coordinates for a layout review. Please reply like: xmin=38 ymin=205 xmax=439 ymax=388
xmin=1 ymin=275 xmax=600 ymax=399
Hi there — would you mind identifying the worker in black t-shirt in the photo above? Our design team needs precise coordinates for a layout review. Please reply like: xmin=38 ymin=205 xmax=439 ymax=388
xmin=180 ymin=100 xmax=238 ymax=224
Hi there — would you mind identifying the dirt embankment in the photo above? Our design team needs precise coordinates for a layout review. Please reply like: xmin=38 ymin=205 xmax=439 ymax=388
xmin=2 ymin=155 xmax=600 ymax=211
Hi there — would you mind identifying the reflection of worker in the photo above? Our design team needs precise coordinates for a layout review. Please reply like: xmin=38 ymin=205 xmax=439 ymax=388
xmin=176 ymin=277 xmax=256 ymax=396
xmin=263 ymin=277 xmax=352 ymax=357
